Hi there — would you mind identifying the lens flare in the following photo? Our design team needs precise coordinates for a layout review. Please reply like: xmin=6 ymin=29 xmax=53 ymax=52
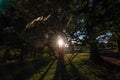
xmin=58 ymin=38 xmax=64 ymax=47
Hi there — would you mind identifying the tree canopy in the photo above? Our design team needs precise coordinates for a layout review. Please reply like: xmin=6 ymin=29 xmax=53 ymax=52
xmin=0 ymin=0 xmax=120 ymax=63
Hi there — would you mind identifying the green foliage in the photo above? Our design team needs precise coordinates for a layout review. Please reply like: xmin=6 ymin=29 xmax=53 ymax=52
xmin=0 ymin=48 xmax=6 ymax=58
xmin=0 ymin=0 xmax=9 ymax=12
xmin=0 ymin=0 xmax=120 ymax=63
xmin=9 ymin=49 xmax=21 ymax=56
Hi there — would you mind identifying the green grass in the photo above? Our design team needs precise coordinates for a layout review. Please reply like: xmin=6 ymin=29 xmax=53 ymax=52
xmin=0 ymin=53 xmax=120 ymax=80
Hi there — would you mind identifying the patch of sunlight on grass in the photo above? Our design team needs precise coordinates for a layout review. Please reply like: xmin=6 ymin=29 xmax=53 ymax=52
xmin=65 ymin=53 xmax=89 ymax=62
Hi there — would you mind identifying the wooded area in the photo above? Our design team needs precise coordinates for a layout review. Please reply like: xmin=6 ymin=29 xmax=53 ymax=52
xmin=0 ymin=0 xmax=120 ymax=80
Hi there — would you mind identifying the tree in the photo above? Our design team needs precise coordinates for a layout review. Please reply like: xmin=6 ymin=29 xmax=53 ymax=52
xmin=8 ymin=0 xmax=74 ymax=60
xmin=95 ymin=0 xmax=120 ymax=53
xmin=69 ymin=0 xmax=105 ymax=63
xmin=70 ymin=0 xmax=120 ymax=63
xmin=3 ymin=0 xmax=119 ymax=63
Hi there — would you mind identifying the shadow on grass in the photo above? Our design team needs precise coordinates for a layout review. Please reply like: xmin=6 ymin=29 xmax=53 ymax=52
xmin=102 ymin=52 xmax=120 ymax=59
xmin=39 ymin=59 xmax=55 ymax=80
xmin=77 ymin=58 xmax=120 ymax=80
xmin=69 ymin=62 xmax=88 ymax=80
xmin=0 ymin=56 xmax=52 ymax=80
xmin=67 ymin=53 xmax=120 ymax=80
xmin=101 ymin=59 xmax=120 ymax=72
xmin=53 ymin=59 xmax=69 ymax=80
xmin=88 ymin=59 xmax=120 ymax=80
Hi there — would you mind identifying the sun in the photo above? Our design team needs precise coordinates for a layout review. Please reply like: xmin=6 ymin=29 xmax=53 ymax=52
xmin=57 ymin=38 xmax=64 ymax=47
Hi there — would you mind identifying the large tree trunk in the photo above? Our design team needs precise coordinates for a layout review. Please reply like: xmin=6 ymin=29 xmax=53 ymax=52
xmin=87 ymin=26 xmax=103 ymax=63
xmin=117 ymin=39 xmax=120 ymax=52
xmin=89 ymin=41 xmax=103 ymax=63
xmin=58 ymin=48 xmax=64 ymax=67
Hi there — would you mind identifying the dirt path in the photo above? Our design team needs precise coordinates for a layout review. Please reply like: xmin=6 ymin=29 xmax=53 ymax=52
xmin=102 ymin=56 xmax=120 ymax=65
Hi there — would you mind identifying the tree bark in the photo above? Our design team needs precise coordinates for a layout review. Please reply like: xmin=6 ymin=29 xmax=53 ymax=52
xmin=87 ymin=26 xmax=103 ymax=63
xmin=58 ymin=47 xmax=65 ymax=69
xmin=117 ymin=39 xmax=120 ymax=52
xmin=89 ymin=41 xmax=103 ymax=63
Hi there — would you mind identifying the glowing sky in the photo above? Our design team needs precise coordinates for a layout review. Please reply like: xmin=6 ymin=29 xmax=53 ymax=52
xmin=0 ymin=0 xmax=8 ymax=12
xmin=0 ymin=0 xmax=2 ymax=3
xmin=0 ymin=0 xmax=2 ymax=6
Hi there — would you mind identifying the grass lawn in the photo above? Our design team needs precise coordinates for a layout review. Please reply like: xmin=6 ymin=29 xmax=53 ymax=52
xmin=0 ymin=53 xmax=120 ymax=80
